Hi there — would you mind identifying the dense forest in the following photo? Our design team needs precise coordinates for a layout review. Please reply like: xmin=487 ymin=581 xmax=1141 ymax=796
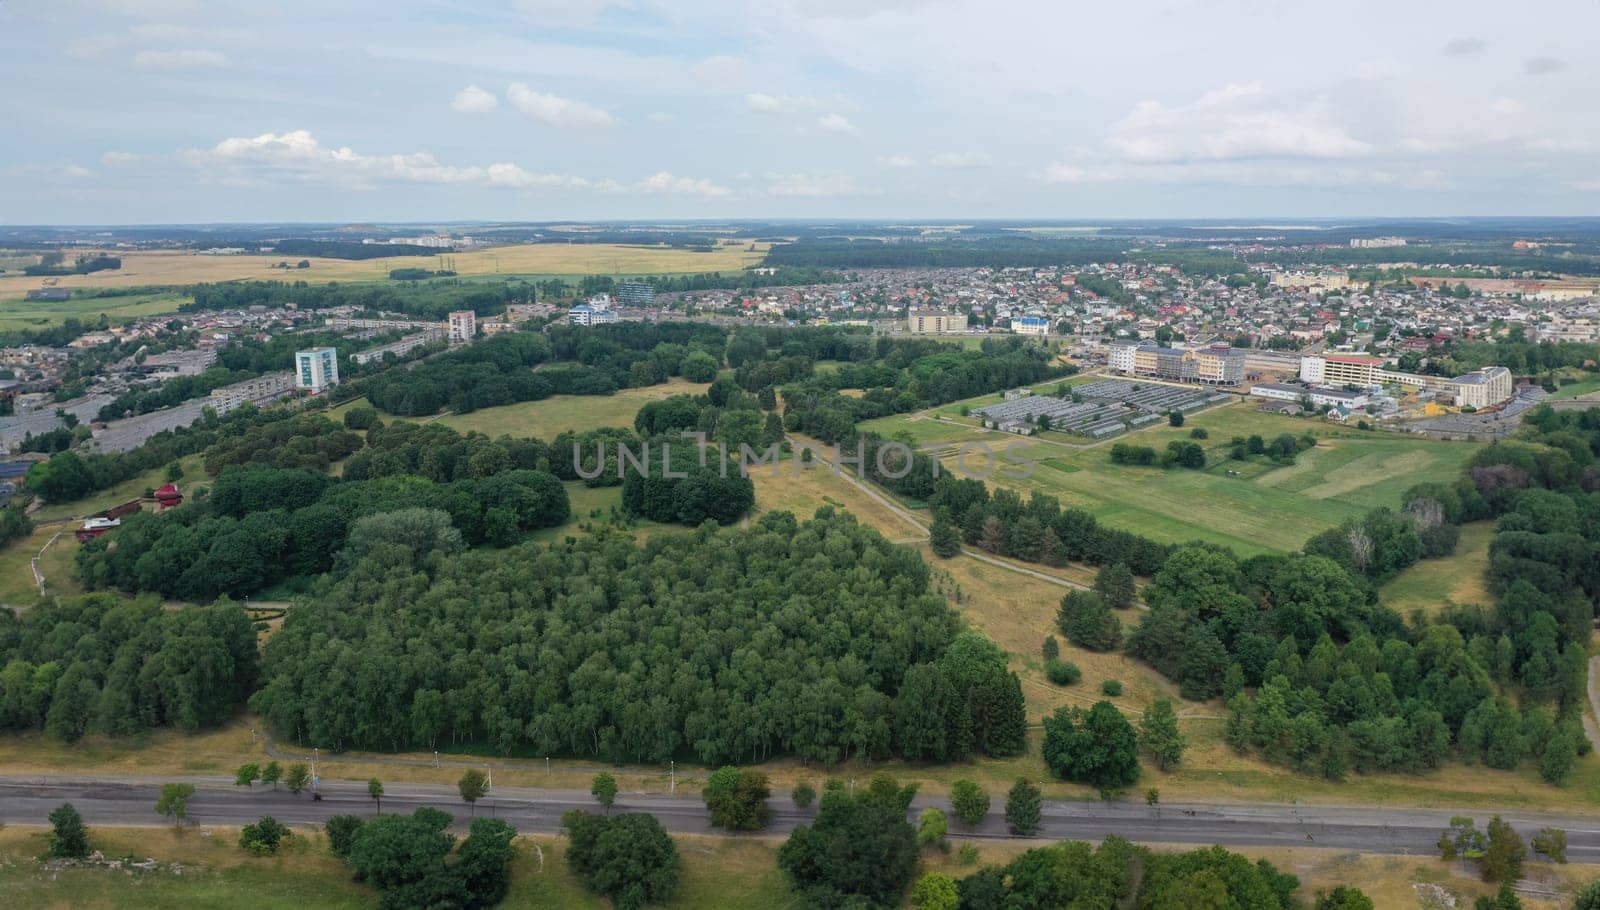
xmin=260 ymin=239 xmax=441 ymax=259
xmin=0 ymin=594 xmax=257 ymax=741
xmin=251 ymin=509 xmax=1027 ymax=764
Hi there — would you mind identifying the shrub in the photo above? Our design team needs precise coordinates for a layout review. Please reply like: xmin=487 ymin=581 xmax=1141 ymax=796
xmin=240 ymin=816 xmax=291 ymax=855
xmin=1101 ymin=679 xmax=1123 ymax=696
xmin=1046 ymin=659 xmax=1081 ymax=685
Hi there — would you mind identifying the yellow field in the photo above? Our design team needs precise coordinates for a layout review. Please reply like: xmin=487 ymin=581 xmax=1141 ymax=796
xmin=0 ymin=242 xmax=768 ymax=302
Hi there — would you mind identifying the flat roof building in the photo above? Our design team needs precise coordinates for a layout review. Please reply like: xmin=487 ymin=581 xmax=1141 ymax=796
xmin=1448 ymin=366 xmax=1513 ymax=410
xmin=294 ymin=347 xmax=339 ymax=392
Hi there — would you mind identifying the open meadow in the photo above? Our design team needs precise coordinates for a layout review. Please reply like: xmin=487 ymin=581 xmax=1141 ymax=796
xmin=435 ymin=376 xmax=711 ymax=438
xmin=0 ymin=242 xmax=769 ymax=305
xmin=0 ymin=289 xmax=190 ymax=331
xmin=865 ymin=398 xmax=1481 ymax=555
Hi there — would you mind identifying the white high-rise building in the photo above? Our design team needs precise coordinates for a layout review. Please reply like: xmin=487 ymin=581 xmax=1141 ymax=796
xmin=447 ymin=310 xmax=477 ymax=343
xmin=295 ymin=347 xmax=339 ymax=392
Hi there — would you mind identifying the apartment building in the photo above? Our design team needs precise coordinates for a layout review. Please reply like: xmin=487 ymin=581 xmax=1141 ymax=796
xmin=1109 ymin=342 xmax=1244 ymax=385
xmin=1448 ymin=366 xmax=1514 ymax=409
xmin=569 ymin=303 xmax=619 ymax=326
xmin=906 ymin=308 xmax=967 ymax=334
xmin=1011 ymin=316 xmax=1050 ymax=336
xmin=1300 ymin=353 xmax=1384 ymax=387
xmin=447 ymin=310 xmax=477 ymax=343
xmin=294 ymin=347 xmax=339 ymax=392
xmin=210 ymin=372 xmax=295 ymax=413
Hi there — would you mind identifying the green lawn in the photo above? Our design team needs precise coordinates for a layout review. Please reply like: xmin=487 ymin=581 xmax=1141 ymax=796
xmin=0 ymin=290 xmax=189 ymax=330
xmin=1379 ymin=522 xmax=1495 ymax=615
xmin=435 ymin=378 xmax=710 ymax=439
xmin=1548 ymin=377 xmax=1600 ymax=400
xmin=31 ymin=453 xmax=212 ymax=522
xmin=871 ymin=399 xmax=1481 ymax=556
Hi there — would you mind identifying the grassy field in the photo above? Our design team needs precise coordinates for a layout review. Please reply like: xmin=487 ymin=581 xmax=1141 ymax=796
xmin=1380 ymin=522 xmax=1495 ymax=615
xmin=31 ymin=453 xmax=214 ymax=523
xmin=435 ymin=377 xmax=711 ymax=439
xmin=0 ymin=825 xmax=1586 ymax=909
xmin=0 ymin=243 xmax=768 ymax=304
xmin=0 ymin=290 xmax=190 ymax=331
xmin=868 ymin=399 xmax=1481 ymax=556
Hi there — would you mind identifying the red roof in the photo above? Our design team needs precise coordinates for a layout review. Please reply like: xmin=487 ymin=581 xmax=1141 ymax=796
xmin=1325 ymin=354 xmax=1383 ymax=366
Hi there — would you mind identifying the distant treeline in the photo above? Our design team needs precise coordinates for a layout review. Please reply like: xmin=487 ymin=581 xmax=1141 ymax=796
xmin=765 ymin=238 xmax=1248 ymax=277
xmin=182 ymin=279 xmax=535 ymax=321
xmin=259 ymin=239 xmax=442 ymax=259
xmin=21 ymin=253 xmax=122 ymax=276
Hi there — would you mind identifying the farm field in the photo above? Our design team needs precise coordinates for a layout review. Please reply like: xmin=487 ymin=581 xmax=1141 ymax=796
xmin=435 ymin=377 xmax=710 ymax=439
xmin=1379 ymin=522 xmax=1495 ymax=616
xmin=0 ymin=289 xmax=190 ymax=330
xmin=869 ymin=399 xmax=1481 ymax=556
xmin=0 ymin=242 xmax=769 ymax=303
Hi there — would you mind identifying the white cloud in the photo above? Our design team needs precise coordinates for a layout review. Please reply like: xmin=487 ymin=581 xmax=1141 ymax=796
xmin=1441 ymin=37 xmax=1488 ymax=57
xmin=766 ymin=173 xmax=869 ymax=197
xmin=877 ymin=155 xmax=917 ymax=168
xmin=1107 ymin=83 xmax=1372 ymax=163
xmin=188 ymin=129 xmax=600 ymax=191
xmin=636 ymin=171 xmax=731 ymax=197
xmin=450 ymin=85 xmax=499 ymax=114
xmin=132 ymin=48 xmax=227 ymax=69
xmin=1042 ymin=163 xmax=1093 ymax=184
xmin=817 ymin=112 xmax=853 ymax=132
xmin=5 ymin=163 xmax=97 ymax=180
xmin=100 ymin=150 xmax=140 ymax=166
xmin=930 ymin=151 xmax=988 ymax=167
xmin=744 ymin=92 xmax=819 ymax=114
xmin=1524 ymin=56 xmax=1567 ymax=75
xmin=506 ymin=83 xmax=616 ymax=128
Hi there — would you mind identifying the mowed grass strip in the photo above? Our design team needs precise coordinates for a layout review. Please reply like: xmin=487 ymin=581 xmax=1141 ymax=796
xmin=1379 ymin=522 xmax=1495 ymax=615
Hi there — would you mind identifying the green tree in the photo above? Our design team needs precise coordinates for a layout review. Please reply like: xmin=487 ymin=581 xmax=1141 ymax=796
xmin=458 ymin=769 xmax=489 ymax=814
xmin=1140 ymin=698 xmax=1186 ymax=771
xmin=1315 ymin=885 xmax=1375 ymax=910
xmin=1168 ymin=411 xmax=1185 ymax=427
xmin=1057 ymin=590 xmax=1121 ymax=651
xmin=929 ymin=518 xmax=962 ymax=558
xmin=346 ymin=807 xmax=463 ymax=909
xmin=261 ymin=761 xmax=282 ymax=790
xmin=325 ymin=815 xmax=364 ymax=858
xmin=239 ymin=815 xmax=290 ymax=855
xmin=703 ymin=767 xmax=772 ymax=831
xmin=791 ymin=780 xmax=816 ymax=809
xmin=949 ymin=779 xmax=989 ymax=827
xmin=1573 ymin=880 xmax=1600 ymax=910
xmin=234 ymin=763 xmax=261 ymax=787
xmin=1005 ymin=778 xmax=1041 ymax=836
xmin=1042 ymin=701 xmax=1141 ymax=792
xmin=909 ymin=872 xmax=960 ymax=910
xmin=917 ymin=807 xmax=948 ymax=849
xmin=457 ymin=817 xmax=518 ymax=908
xmin=48 ymin=802 xmax=90 ymax=858
xmin=156 ymin=783 xmax=194 ymax=828
xmin=564 ymin=810 xmax=680 ymax=910
xmin=1531 ymin=826 xmax=1566 ymax=863
xmin=368 ymin=778 xmax=384 ymax=814
xmin=591 ymin=772 xmax=618 ymax=813
xmin=777 ymin=774 xmax=918 ymax=909
xmin=1481 ymin=815 xmax=1525 ymax=883
xmin=1094 ymin=562 xmax=1136 ymax=609
xmin=1475 ymin=881 xmax=1523 ymax=910
xmin=284 ymin=763 xmax=310 ymax=796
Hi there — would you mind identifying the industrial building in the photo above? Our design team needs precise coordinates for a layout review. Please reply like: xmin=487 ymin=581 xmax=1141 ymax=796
xmin=294 ymin=347 xmax=339 ymax=392
xmin=1249 ymin=382 xmax=1370 ymax=410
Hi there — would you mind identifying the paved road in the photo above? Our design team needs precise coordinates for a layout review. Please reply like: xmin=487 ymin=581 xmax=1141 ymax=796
xmin=4 ymin=774 xmax=1600 ymax=859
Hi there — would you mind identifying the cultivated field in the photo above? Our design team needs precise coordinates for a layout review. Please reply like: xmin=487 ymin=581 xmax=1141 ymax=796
xmin=864 ymin=399 xmax=1481 ymax=555
xmin=0 ymin=242 xmax=769 ymax=303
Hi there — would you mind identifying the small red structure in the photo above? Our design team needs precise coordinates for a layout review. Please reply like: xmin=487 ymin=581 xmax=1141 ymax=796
xmin=105 ymin=499 xmax=143 ymax=520
xmin=154 ymin=483 xmax=183 ymax=511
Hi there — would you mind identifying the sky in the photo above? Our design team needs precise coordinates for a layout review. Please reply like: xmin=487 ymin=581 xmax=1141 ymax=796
xmin=1 ymin=0 xmax=1597 ymax=223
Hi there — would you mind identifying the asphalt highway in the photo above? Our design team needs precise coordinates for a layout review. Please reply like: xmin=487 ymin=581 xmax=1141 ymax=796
xmin=3 ymin=774 xmax=1599 ymax=859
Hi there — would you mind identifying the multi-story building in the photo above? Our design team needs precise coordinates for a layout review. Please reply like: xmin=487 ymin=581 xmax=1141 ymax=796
xmin=569 ymin=303 xmax=619 ymax=326
xmin=447 ymin=310 xmax=477 ymax=343
xmin=1107 ymin=342 xmax=1137 ymax=373
xmin=1300 ymin=353 xmax=1383 ymax=387
xmin=906 ymin=308 xmax=967 ymax=334
xmin=616 ymin=281 xmax=657 ymax=307
xmin=1012 ymin=316 xmax=1051 ymax=336
xmin=1448 ymin=366 xmax=1514 ymax=409
xmin=1350 ymin=236 xmax=1407 ymax=248
xmin=1108 ymin=342 xmax=1244 ymax=385
xmin=294 ymin=347 xmax=339 ymax=392
xmin=1185 ymin=345 xmax=1246 ymax=385
xmin=211 ymin=372 xmax=296 ymax=413
xmin=351 ymin=328 xmax=445 ymax=365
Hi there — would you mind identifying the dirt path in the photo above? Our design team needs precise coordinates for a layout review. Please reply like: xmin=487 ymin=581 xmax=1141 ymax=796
xmin=1584 ymin=656 xmax=1600 ymax=755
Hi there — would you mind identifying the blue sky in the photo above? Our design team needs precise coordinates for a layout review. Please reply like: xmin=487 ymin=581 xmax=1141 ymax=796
xmin=1 ymin=0 xmax=1596 ymax=222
